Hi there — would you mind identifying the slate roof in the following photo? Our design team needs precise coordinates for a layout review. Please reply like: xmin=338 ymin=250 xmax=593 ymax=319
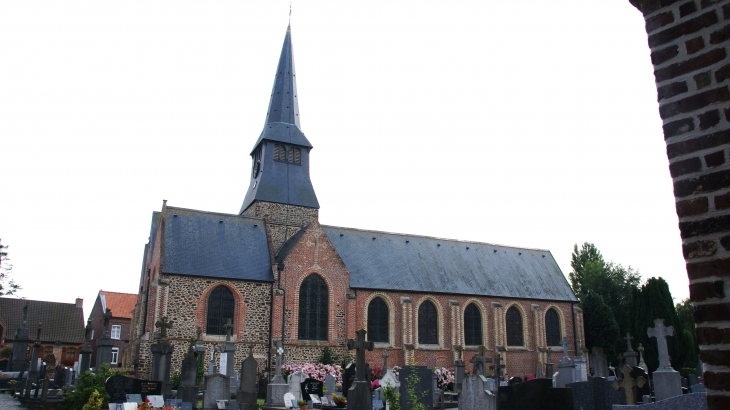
xmin=99 ymin=291 xmax=137 ymax=319
xmin=161 ymin=207 xmax=273 ymax=282
xmin=0 ymin=298 xmax=85 ymax=344
xmin=322 ymin=226 xmax=578 ymax=302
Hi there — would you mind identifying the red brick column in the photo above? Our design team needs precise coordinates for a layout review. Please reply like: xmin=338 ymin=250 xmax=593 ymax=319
xmin=631 ymin=0 xmax=730 ymax=407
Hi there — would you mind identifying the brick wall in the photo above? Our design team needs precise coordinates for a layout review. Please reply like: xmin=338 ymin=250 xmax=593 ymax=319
xmin=631 ymin=0 xmax=730 ymax=407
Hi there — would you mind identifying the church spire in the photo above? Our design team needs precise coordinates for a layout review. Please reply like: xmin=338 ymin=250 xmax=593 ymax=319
xmin=240 ymin=25 xmax=318 ymax=214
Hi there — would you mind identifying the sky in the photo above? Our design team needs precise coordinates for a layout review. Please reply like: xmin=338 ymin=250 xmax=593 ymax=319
xmin=0 ymin=1 xmax=687 ymax=320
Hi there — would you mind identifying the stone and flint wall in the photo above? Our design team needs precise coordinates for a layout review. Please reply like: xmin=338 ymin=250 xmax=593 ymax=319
xmin=630 ymin=0 xmax=730 ymax=408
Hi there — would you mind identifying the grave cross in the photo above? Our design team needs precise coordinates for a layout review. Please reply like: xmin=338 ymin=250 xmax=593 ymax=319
xmin=576 ymin=338 xmax=583 ymax=357
xmin=455 ymin=345 xmax=463 ymax=362
xmin=647 ymin=318 xmax=674 ymax=370
xmin=347 ymin=329 xmax=374 ymax=382
xmin=382 ymin=349 xmax=389 ymax=370
xmin=560 ymin=338 xmax=570 ymax=358
xmin=155 ymin=316 xmax=173 ymax=339
xmin=224 ymin=318 xmax=233 ymax=341
xmin=637 ymin=343 xmax=648 ymax=372
xmin=624 ymin=333 xmax=634 ymax=352
xmin=489 ymin=351 xmax=505 ymax=382
xmin=611 ymin=364 xmax=646 ymax=405
xmin=272 ymin=340 xmax=286 ymax=383
xmin=470 ymin=345 xmax=492 ymax=377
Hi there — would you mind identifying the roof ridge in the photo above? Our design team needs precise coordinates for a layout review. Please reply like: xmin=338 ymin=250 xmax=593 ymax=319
xmin=321 ymin=225 xmax=551 ymax=252
xmin=165 ymin=205 xmax=265 ymax=221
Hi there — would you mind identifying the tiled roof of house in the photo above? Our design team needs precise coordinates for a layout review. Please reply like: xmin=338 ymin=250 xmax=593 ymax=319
xmin=0 ymin=298 xmax=85 ymax=344
xmin=99 ymin=291 xmax=138 ymax=319
xmin=323 ymin=226 xmax=578 ymax=302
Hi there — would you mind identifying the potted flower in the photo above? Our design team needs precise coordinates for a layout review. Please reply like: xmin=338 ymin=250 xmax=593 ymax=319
xmin=332 ymin=394 xmax=346 ymax=408
xmin=297 ymin=399 xmax=308 ymax=410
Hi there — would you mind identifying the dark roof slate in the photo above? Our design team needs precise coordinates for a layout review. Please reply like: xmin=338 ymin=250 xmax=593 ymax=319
xmin=322 ymin=226 xmax=578 ymax=302
xmin=162 ymin=207 xmax=273 ymax=282
xmin=0 ymin=298 xmax=85 ymax=344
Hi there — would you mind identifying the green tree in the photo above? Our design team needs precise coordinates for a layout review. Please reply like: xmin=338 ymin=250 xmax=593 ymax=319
xmin=676 ymin=298 xmax=699 ymax=364
xmin=0 ymin=239 xmax=20 ymax=295
xmin=59 ymin=364 xmax=125 ymax=410
xmin=581 ymin=292 xmax=620 ymax=361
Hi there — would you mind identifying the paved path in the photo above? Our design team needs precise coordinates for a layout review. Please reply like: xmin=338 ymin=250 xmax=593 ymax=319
xmin=0 ymin=393 xmax=22 ymax=410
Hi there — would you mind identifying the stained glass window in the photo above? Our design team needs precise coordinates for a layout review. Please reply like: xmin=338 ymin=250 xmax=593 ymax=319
xmin=464 ymin=303 xmax=483 ymax=346
xmin=298 ymin=274 xmax=328 ymax=341
xmin=506 ymin=306 xmax=524 ymax=346
xmin=206 ymin=286 xmax=235 ymax=335
xmin=418 ymin=300 xmax=438 ymax=345
xmin=545 ymin=308 xmax=561 ymax=346
xmin=367 ymin=297 xmax=389 ymax=343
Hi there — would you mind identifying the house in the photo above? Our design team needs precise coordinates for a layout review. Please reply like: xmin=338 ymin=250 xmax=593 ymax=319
xmin=89 ymin=290 xmax=138 ymax=367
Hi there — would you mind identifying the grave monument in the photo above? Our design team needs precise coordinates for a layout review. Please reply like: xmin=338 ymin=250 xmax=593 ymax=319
xmin=263 ymin=340 xmax=288 ymax=409
xmin=150 ymin=316 xmax=175 ymax=399
xmin=237 ymin=346 xmax=258 ymax=409
xmin=178 ymin=346 xmax=199 ymax=405
xmin=556 ymin=338 xmax=576 ymax=388
xmin=647 ymin=318 xmax=682 ymax=401
xmin=346 ymin=329 xmax=373 ymax=410
xmin=612 ymin=364 xmax=646 ymax=405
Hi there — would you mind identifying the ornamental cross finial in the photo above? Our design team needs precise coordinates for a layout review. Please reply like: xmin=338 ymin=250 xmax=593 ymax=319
xmin=224 ymin=318 xmax=233 ymax=341
xmin=624 ymin=333 xmax=634 ymax=352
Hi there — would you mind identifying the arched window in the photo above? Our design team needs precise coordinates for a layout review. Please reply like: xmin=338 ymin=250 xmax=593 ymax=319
xmin=293 ymin=148 xmax=301 ymax=164
xmin=273 ymin=144 xmax=281 ymax=161
xmin=545 ymin=308 xmax=561 ymax=346
xmin=418 ymin=300 xmax=438 ymax=345
xmin=206 ymin=286 xmax=235 ymax=335
xmin=287 ymin=146 xmax=294 ymax=163
xmin=506 ymin=306 xmax=524 ymax=346
xmin=298 ymin=274 xmax=328 ymax=341
xmin=367 ymin=297 xmax=389 ymax=343
xmin=464 ymin=303 xmax=483 ymax=346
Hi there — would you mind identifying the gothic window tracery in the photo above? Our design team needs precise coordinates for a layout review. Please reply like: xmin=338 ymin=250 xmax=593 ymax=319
xmin=367 ymin=297 xmax=389 ymax=343
xmin=206 ymin=286 xmax=235 ymax=335
xmin=298 ymin=274 xmax=328 ymax=341
xmin=545 ymin=308 xmax=561 ymax=346
xmin=418 ymin=300 xmax=438 ymax=345
xmin=506 ymin=306 xmax=524 ymax=346
xmin=464 ymin=303 xmax=483 ymax=346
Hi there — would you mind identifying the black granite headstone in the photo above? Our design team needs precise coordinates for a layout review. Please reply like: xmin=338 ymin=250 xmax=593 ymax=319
xmin=500 ymin=378 xmax=573 ymax=410
xmin=300 ymin=378 xmax=324 ymax=398
xmin=105 ymin=375 xmax=162 ymax=403
xmin=398 ymin=366 xmax=433 ymax=410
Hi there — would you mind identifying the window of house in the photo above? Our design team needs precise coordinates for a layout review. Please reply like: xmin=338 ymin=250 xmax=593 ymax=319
xmin=298 ymin=274 xmax=328 ymax=341
xmin=206 ymin=286 xmax=235 ymax=335
xmin=464 ymin=303 xmax=483 ymax=346
xmin=65 ymin=347 xmax=76 ymax=362
xmin=506 ymin=306 xmax=524 ymax=346
xmin=43 ymin=346 xmax=53 ymax=359
xmin=545 ymin=308 xmax=561 ymax=346
xmin=367 ymin=297 xmax=389 ymax=343
xmin=418 ymin=300 xmax=438 ymax=345
xmin=111 ymin=325 xmax=121 ymax=340
xmin=111 ymin=347 xmax=119 ymax=365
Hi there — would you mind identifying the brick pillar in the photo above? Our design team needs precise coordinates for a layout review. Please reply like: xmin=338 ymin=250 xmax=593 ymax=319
xmin=450 ymin=300 xmax=461 ymax=350
xmin=630 ymin=1 xmax=730 ymax=407
xmin=532 ymin=305 xmax=545 ymax=364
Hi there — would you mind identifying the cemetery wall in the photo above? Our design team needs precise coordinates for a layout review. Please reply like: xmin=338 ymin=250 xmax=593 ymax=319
xmin=630 ymin=0 xmax=730 ymax=408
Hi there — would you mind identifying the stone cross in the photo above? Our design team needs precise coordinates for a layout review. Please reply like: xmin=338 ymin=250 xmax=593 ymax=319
xmin=347 ymin=329 xmax=374 ymax=382
xmin=576 ymin=339 xmax=584 ymax=357
xmin=647 ymin=318 xmax=674 ymax=370
xmin=455 ymin=345 xmax=463 ymax=361
xmin=612 ymin=364 xmax=646 ymax=405
xmin=624 ymin=333 xmax=634 ymax=352
xmin=271 ymin=340 xmax=286 ymax=383
xmin=470 ymin=345 xmax=492 ymax=377
xmin=224 ymin=318 xmax=233 ymax=341
xmin=560 ymin=338 xmax=570 ymax=358
xmin=103 ymin=308 xmax=113 ymax=337
xmin=489 ymin=352 xmax=505 ymax=382
xmin=155 ymin=317 xmax=173 ymax=339
xmin=637 ymin=343 xmax=648 ymax=372
xmin=382 ymin=349 xmax=389 ymax=370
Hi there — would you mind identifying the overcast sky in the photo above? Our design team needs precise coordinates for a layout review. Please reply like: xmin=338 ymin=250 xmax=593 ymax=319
xmin=1 ymin=1 xmax=686 ymax=319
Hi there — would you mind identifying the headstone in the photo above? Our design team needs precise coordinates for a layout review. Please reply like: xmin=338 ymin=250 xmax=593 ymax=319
xmin=398 ymin=366 xmax=433 ymax=410
xmin=381 ymin=367 xmax=399 ymax=390
xmin=9 ymin=303 xmax=30 ymax=374
xmin=691 ymin=383 xmax=706 ymax=393
xmin=647 ymin=318 xmax=682 ymax=401
xmin=178 ymin=349 xmax=199 ymax=405
xmin=573 ymin=339 xmax=588 ymax=382
xmin=126 ymin=394 xmax=143 ymax=404
xmin=556 ymin=338 xmax=576 ymax=388
xmin=342 ymin=363 xmax=357 ymax=397
xmin=264 ymin=340 xmax=288 ymax=408
xmin=203 ymin=374 xmax=229 ymax=410
xmin=500 ymin=378 xmax=573 ymax=410
xmin=688 ymin=374 xmax=699 ymax=387
xmin=147 ymin=395 xmax=165 ymax=408
xmin=220 ymin=319 xmax=237 ymax=395
xmin=150 ymin=317 xmax=175 ymax=399
xmin=287 ymin=370 xmax=307 ymax=402
xmin=610 ymin=392 xmax=708 ymax=410
xmin=346 ymin=329 xmax=374 ymax=410
xmin=621 ymin=333 xmax=638 ymax=368
xmin=283 ymin=392 xmax=296 ymax=408
xmin=459 ymin=375 xmax=496 ymax=410
xmin=611 ymin=364 xmax=646 ymax=405
xmin=237 ymin=347 xmax=258 ymax=409
xmin=301 ymin=378 xmax=324 ymax=399
xmin=454 ymin=346 xmax=465 ymax=393
xmin=637 ymin=344 xmax=648 ymax=374
xmin=104 ymin=375 xmax=162 ymax=403
xmin=589 ymin=347 xmax=608 ymax=377
xmin=470 ymin=346 xmax=492 ymax=377
xmin=325 ymin=374 xmax=336 ymax=394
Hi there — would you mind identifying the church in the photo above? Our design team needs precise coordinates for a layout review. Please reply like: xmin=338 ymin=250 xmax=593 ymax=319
xmin=126 ymin=25 xmax=584 ymax=380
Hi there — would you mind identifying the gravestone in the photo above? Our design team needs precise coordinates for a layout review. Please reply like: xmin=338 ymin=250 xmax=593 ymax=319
xmin=105 ymin=375 xmax=162 ymax=403
xmin=325 ymin=373 xmax=336 ymax=394
xmin=398 ymin=366 xmax=433 ymax=410
xmin=556 ymin=338 xmax=576 ymax=388
xmin=300 ymin=378 xmax=324 ymax=400
xmin=178 ymin=348 xmax=199 ymax=405
xmin=346 ymin=329 xmax=373 ymax=410
xmin=9 ymin=303 xmax=30 ymax=374
xmin=454 ymin=346 xmax=465 ymax=393
xmin=263 ymin=340 xmax=287 ymax=408
xmin=287 ymin=370 xmax=307 ymax=402
xmin=647 ymin=318 xmax=682 ymax=401
xmin=220 ymin=319 xmax=237 ymax=395
xmin=381 ymin=367 xmax=399 ymax=390
xmin=611 ymin=364 xmax=646 ymax=405
xmin=621 ymin=333 xmax=638 ymax=367
xmin=203 ymin=373 xmax=229 ymax=410
xmin=691 ymin=383 xmax=706 ymax=393
xmin=573 ymin=339 xmax=588 ymax=382
xmin=459 ymin=375 xmax=496 ymax=410
xmin=611 ymin=392 xmax=708 ymax=410
xmin=342 ymin=363 xmax=357 ymax=397
xmin=637 ymin=343 xmax=648 ymax=374
xmin=500 ymin=378 xmax=573 ymax=410
xmin=589 ymin=347 xmax=608 ymax=378
xmin=237 ymin=347 xmax=258 ymax=409
xmin=150 ymin=317 xmax=175 ymax=399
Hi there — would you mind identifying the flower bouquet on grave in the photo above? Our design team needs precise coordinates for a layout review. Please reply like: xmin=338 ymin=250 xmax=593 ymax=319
xmin=332 ymin=394 xmax=346 ymax=408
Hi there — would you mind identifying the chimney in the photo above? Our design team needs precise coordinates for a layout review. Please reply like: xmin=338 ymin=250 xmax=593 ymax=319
xmin=75 ymin=298 xmax=83 ymax=308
